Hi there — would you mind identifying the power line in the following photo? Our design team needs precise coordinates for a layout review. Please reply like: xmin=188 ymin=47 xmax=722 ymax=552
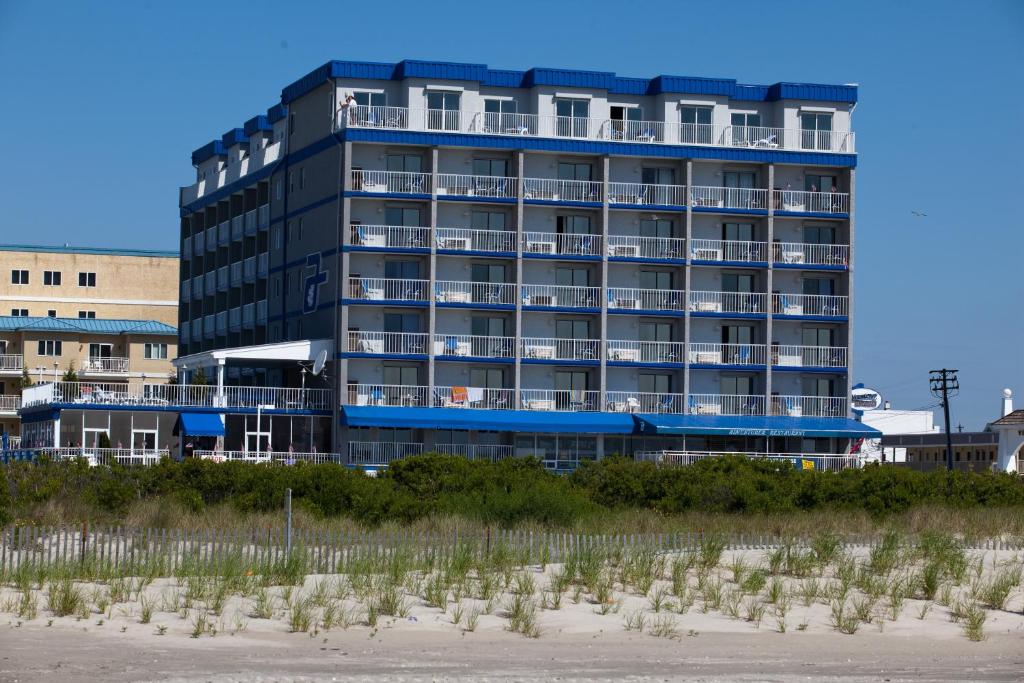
xmin=929 ymin=369 xmax=960 ymax=472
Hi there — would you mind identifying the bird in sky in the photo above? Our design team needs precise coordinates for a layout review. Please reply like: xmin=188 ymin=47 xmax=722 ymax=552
xmin=911 ymin=210 xmax=927 ymax=217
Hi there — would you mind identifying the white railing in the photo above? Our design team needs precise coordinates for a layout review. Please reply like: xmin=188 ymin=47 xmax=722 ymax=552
xmin=351 ymin=170 xmax=431 ymax=195
xmin=339 ymin=105 xmax=413 ymax=131
xmin=600 ymin=118 xmax=667 ymax=143
xmin=607 ymin=182 xmax=686 ymax=206
xmin=436 ymin=173 xmax=515 ymax=198
xmin=433 ymin=334 xmax=515 ymax=359
xmin=347 ymin=331 xmax=428 ymax=355
xmin=80 ymin=357 xmax=129 ymax=374
xmin=772 ymin=395 xmax=848 ymax=417
xmin=688 ymin=394 xmax=767 ymax=416
xmin=435 ymin=280 xmax=515 ymax=306
xmin=348 ymin=384 xmax=429 ymax=408
xmin=521 ymin=284 xmax=600 ymax=309
xmin=424 ymin=108 xmax=464 ymax=132
xmin=606 ymin=235 xmax=685 ymax=260
xmin=351 ymin=224 xmax=429 ymax=249
xmin=196 ymin=450 xmax=345 ymax=465
xmin=691 ymin=186 xmax=769 ymax=211
xmin=470 ymin=111 xmax=536 ymax=136
xmin=348 ymin=277 xmax=428 ymax=302
xmin=773 ymin=189 xmax=849 ymax=214
xmin=230 ymin=262 xmax=242 ymax=287
xmin=772 ymin=345 xmax=848 ymax=368
xmin=606 ymin=340 xmax=685 ymax=364
xmin=520 ymin=389 xmax=600 ymax=411
xmin=605 ymin=391 xmax=686 ymax=414
xmin=607 ymin=287 xmax=686 ymax=312
xmin=521 ymin=337 xmax=600 ymax=362
xmin=436 ymin=227 xmax=516 ymax=253
xmin=688 ymin=343 xmax=767 ymax=366
xmin=689 ymin=290 xmax=767 ymax=314
xmin=722 ymin=126 xmax=855 ymax=153
xmin=0 ymin=395 xmax=20 ymax=413
xmin=689 ymin=239 xmax=767 ymax=263
xmin=21 ymin=381 xmax=333 ymax=411
xmin=433 ymin=386 xmax=514 ymax=410
xmin=522 ymin=231 xmax=602 ymax=257
xmin=0 ymin=354 xmax=24 ymax=372
xmin=773 ymin=242 xmax=850 ymax=266
xmin=678 ymin=123 xmax=717 ymax=146
xmin=39 ymin=447 xmax=169 ymax=467
xmin=772 ymin=293 xmax=848 ymax=317
xmin=347 ymin=441 xmax=425 ymax=466
xmin=433 ymin=443 xmax=515 ymax=462
xmin=3 ymin=435 xmax=20 ymax=449
xmin=636 ymin=451 xmax=860 ymax=472
xmin=523 ymin=178 xmax=602 ymax=203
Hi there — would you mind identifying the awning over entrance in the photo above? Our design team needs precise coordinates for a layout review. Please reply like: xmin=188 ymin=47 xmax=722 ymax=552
xmin=341 ymin=406 xmax=636 ymax=434
xmin=173 ymin=412 xmax=225 ymax=437
xmin=634 ymin=414 xmax=882 ymax=439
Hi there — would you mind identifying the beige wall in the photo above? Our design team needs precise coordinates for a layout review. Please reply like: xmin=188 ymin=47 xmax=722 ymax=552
xmin=0 ymin=250 xmax=179 ymax=324
xmin=0 ymin=330 xmax=176 ymax=383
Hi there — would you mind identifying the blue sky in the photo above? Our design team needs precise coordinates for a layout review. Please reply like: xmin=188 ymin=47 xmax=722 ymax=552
xmin=0 ymin=0 xmax=1021 ymax=428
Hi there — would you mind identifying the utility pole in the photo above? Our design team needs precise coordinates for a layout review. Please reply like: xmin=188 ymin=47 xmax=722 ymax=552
xmin=929 ymin=369 xmax=960 ymax=472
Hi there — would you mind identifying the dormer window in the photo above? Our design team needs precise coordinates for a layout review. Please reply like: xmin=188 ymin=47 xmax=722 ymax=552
xmin=680 ymin=105 xmax=713 ymax=144
xmin=426 ymin=91 xmax=461 ymax=131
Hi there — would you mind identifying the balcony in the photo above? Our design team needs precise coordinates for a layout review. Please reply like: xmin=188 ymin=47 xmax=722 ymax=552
xmin=607 ymin=288 xmax=686 ymax=313
xmin=522 ymin=231 xmax=601 ymax=258
xmin=244 ymin=210 xmax=257 ymax=236
xmin=521 ymin=284 xmax=599 ymax=310
xmin=180 ymin=141 xmax=282 ymax=205
xmin=608 ymin=182 xmax=685 ymax=207
xmin=523 ymin=177 xmax=602 ymax=203
xmin=691 ymin=186 xmax=769 ymax=212
xmin=228 ymin=307 xmax=241 ymax=333
xmin=724 ymin=125 xmax=855 ymax=153
xmin=635 ymin=451 xmax=859 ymax=471
xmin=348 ymin=441 xmax=425 ymax=466
xmin=434 ymin=386 xmax=513 ymax=410
xmin=435 ymin=280 xmax=515 ymax=306
xmin=772 ymin=293 xmax=848 ymax=317
xmin=0 ymin=395 xmax=21 ymax=414
xmin=773 ymin=242 xmax=849 ymax=267
xmin=216 ymin=266 xmax=228 ymax=292
xmin=218 ymin=221 xmax=230 ymax=247
xmin=606 ymin=235 xmax=685 ymax=260
xmin=203 ymin=314 xmax=215 ymax=339
xmin=432 ymin=443 xmax=514 ymax=462
xmin=191 ymin=317 xmax=203 ymax=341
xmin=205 ymin=227 xmax=216 ymax=251
xmin=520 ymin=389 xmax=600 ymax=412
xmin=772 ymin=345 xmax=848 ymax=368
xmin=349 ymin=383 xmax=430 ymax=407
xmin=193 ymin=231 xmax=205 ymax=254
xmin=690 ymin=239 xmax=767 ymax=263
xmin=348 ymin=277 xmax=428 ymax=303
xmin=688 ymin=343 xmax=767 ymax=366
xmin=257 ymin=204 xmax=270 ymax=229
xmin=242 ymin=304 xmax=255 ymax=329
xmin=240 ymin=213 xmax=254 ymax=238
xmin=179 ymin=279 xmax=190 ymax=301
xmin=22 ymin=381 xmax=333 ymax=412
xmin=203 ymin=272 xmax=216 ymax=297
xmin=521 ymin=337 xmax=600 ymax=362
xmin=351 ymin=169 xmax=431 ymax=195
xmin=436 ymin=227 xmax=515 ymax=253
xmin=80 ymin=357 xmax=129 ymax=375
xmin=243 ymin=257 xmax=256 ymax=282
xmin=606 ymin=340 xmax=684 ymax=364
xmin=605 ymin=391 xmax=686 ymax=414
xmin=230 ymin=262 xmax=242 ymax=287
xmin=351 ymin=224 xmax=429 ymax=250
xmin=216 ymin=311 xmax=228 ymax=336
xmin=191 ymin=276 xmax=203 ymax=300
xmin=688 ymin=393 xmax=767 ymax=416
xmin=771 ymin=395 xmax=848 ymax=417
xmin=347 ymin=331 xmax=428 ymax=356
xmin=180 ymin=321 xmax=189 ymax=342
xmin=689 ymin=291 xmax=767 ymax=315
xmin=182 ymin=236 xmax=191 ymax=259
xmin=257 ymin=253 xmax=268 ymax=278
xmin=256 ymin=300 xmax=267 ymax=325
xmin=436 ymin=173 xmax=515 ymax=199
xmin=773 ymin=189 xmax=849 ymax=215
xmin=434 ymin=334 xmax=514 ymax=359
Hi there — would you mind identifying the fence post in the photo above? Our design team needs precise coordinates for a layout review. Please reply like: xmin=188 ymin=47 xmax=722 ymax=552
xmin=284 ymin=488 xmax=293 ymax=556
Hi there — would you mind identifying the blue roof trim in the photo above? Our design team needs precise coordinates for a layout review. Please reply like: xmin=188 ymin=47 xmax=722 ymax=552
xmin=221 ymin=128 xmax=248 ymax=148
xmin=395 ymin=59 xmax=489 ymax=82
xmin=267 ymin=103 xmax=288 ymax=123
xmin=634 ymin=414 xmax=880 ymax=438
xmin=174 ymin=412 xmax=225 ymax=437
xmin=243 ymin=115 xmax=272 ymax=136
xmin=340 ymin=406 xmax=636 ymax=433
xmin=191 ymin=140 xmax=226 ymax=166
xmin=0 ymin=316 xmax=176 ymax=335
xmin=0 ymin=244 xmax=176 ymax=258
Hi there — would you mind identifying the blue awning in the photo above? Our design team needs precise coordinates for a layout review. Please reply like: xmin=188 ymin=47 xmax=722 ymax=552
xmin=341 ymin=406 xmax=636 ymax=433
xmin=174 ymin=412 xmax=225 ymax=437
xmin=634 ymin=414 xmax=882 ymax=438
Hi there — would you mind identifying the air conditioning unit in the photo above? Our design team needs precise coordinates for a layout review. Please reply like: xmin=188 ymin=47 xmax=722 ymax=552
xmin=526 ymin=241 xmax=555 ymax=254
xmin=610 ymin=244 xmax=639 ymax=257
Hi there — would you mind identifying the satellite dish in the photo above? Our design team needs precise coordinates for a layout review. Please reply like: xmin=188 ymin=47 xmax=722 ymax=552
xmin=311 ymin=349 xmax=328 ymax=376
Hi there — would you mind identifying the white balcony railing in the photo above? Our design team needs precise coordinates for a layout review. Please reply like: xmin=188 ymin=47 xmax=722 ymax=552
xmin=606 ymin=340 xmax=685 ymax=364
xmin=607 ymin=182 xmax=686 ymax=206
xmin=433 ymin=334 xmax=515 ymax=359
xmin=688 ymin=394 xmax=767 ymax=416
xmin=351 ymin=170 xmax=431 ymax=195
xmin=348 ymin=441 xmax=424 ymax=466
xmin=772 ymin=345 xmax=848 ymax=368
xmin=599 ymin=118 xmax=667 ymax=143
xmin=724 ymin=126 xmax=855 ymax=153
xmin=689 ymin=239 xmax=767 ymax=263
xmin=772 ymin=293 xmax=849 ymax=317
xmin=339 ymin=105 xmax=414 ymax=131
xmin=521 ymin=284 xmax=600 ymax=309
xmin=689 ymin=291 xmax=767 ymax=314
xmin=607 ymin=287 xmax=686 ymax=312
xmin=436 ymin=173 xmax=515 ymax=199
xmin=691 ymin=186 xmax=769 ymax=211
xmin=435 ymin=280 xmax=515 ymax=306
xmin=39 ymin=447 xmax=169 ymax=466
xmin=433 ymin=443 xmax=515 ymax=462
xmin=522 ymin=231 xmax=602 ymax=257
xmin=351 ymin=224 xmax=429 ymax=249
xmin=80 ymin=357 xmax=129 ymax=374
xmin=435 ymin=227 xmax=516 ymax=253
xmin=21 ymin=382 xmax=333 ymax=411
xmin=773 ymin=242 xmax=850 ymax=266
xmin=433 ymin=386 xmax=514 ymax=410
xmin=0 ymin=395 xmax=21 ymax=413
xmin=772 ymin=395 xmax=848 ymax=417
xmin=521 ymin=337 xmax=600 ymax=362
xmin=688 ymin=343 xmax=767 ymax=366
xmin=522 ymin=178 xmax=602 ymax=203
xmin=1 ymin=355 xmax=24 ymax=372
xmin=520 ymin=389 xmax=600 ymax=412
xmin=606 ymin=235 xmax=686 ymax=260
xmin=773 ymin=189 xmax=849 ymax=214
xmin=636 ymin=451 xmax=860 ymax=472
xmin=348 ymin=384 xmax=429 ymax=408
xmin=348 ymin=277 xmax=429 ymax=302
xmin=347 ymin=331 xmax=428 ymax=355
xmin=196 ymin=450 xmax=345 ymax=465
xmin=605 ymin=391 xmax=686 ymax=414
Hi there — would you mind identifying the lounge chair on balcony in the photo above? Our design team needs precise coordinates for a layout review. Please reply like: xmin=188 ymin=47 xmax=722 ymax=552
xmin=370 ymin=387 xmax=384 ymax=406
xmin=733 ymin=345 xmax=751 ymax=364
xmin=656 ymin=394 xmax=676 ymax=413
xmin=444 ymin=336 xmax=459 ymax=356
xmin=569 ymin=389 xmax=592 ymax=412
xmin=750 ymin=134 xmax=779 ymax=149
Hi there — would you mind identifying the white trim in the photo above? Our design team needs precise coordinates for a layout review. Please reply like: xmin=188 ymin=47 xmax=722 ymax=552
xmin=424 ymin=85 xmax=465 ymax=92
xmin=0 ymin=295 xmax=177 ymax=306
xmin=344 ymin=87 xmax=386 ymax=94
xmin=798 ymin=106 xmax=838 ymax=113
xmin=481 ymin=95 xmax=516 ymax=101
xmin=728 ymin=108 xmax=760 ymax=115
xmin=172 ymin=338 xmax=334 ymax=369
xmin=554 ymin=92 xmax=593 ymax=100
xmin=678 ymin=99 xmax=717 ymax=106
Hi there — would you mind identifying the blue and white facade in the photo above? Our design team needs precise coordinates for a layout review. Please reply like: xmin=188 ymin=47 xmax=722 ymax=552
xmin=177 ymin=59 xmax=878 ymax=470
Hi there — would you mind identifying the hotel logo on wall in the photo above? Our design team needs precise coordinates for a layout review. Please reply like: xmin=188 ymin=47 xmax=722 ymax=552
xmin=851 ymin=383 xmax=883 ymax=413
xmin=303 ymin=252 xmax=329 ymax=314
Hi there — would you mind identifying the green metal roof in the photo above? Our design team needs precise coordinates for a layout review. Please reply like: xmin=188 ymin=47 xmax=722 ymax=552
xmin=0 ymin=317 xmax=177 ymax=336
xmin=0 ymin=244 xmax=177 ymax=258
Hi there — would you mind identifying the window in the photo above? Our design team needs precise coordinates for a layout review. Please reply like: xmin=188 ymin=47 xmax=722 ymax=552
xmin=482 ymin=99 xmax=519 ymax=133
xmin=804 ymin=225 xmax=837 ymax=245
xmin=288 ymin=112 xmax=295 ymax=136
xmin=289 ymin=171 xmax=295 ymax=193
xmin=722 ymin=325 xmax=755 ymax=344
xmin=639 ymin=373 xmax=672 ymax=394
xmin=283 ymin=272 xmax=290 ymax=295
xmin=384 ymin=206 xmax=422 ymax=226
xmin=802 ymin=277 xmax=836 ymax=296
xmin=299 ymin=168 xmax=306 ymax=190
xmin=805 ymin=174 xmax=839 ymax=194
xmin=722 ymin=273 xmax=755 ymax=292
xmin=639 ymin=270 xmax=673 ymax=290
xmin=383 ymin=365 xmax=419 ymax=386
xmin=609 ymin=106 xmax=643 ymax=140
xmin=89 ymin=343 xmax=112 ymax=360
xmin=353 ymin=91 xmax=386 ymax=108
xmin=472 ymin=158 xmax=509 ymax=177
xmin=37 ymin=340 xmax=62 ymax=356
xmin=800 ymin=112 xmax=833 ymax=150
xmin=724 ymin=171 xmax=756 ymax=189
xmin=47 ymin=310 xmax=56 ymax=318
xmin=275 ymin=179 xmax=283 ymax=201
xmin=78 ymin=272 xmax=96 ymax=287
xmin=385 ymin=260 xmax=421 ymax=280
xmin=471 ymin=263 xmax=506 ymax=284
xmin=680 ymin=105 xmax=713 ymax=144
xmin=11 ymin=309 xmax=28 ymax=316
xmin=78 ymin=311 xmax=96 ymax=319
xmin=470 ymin=211 xmax=506 ymax=231
xmin=641 ymin=167 xmax=675 ymax=185
xmin=298 ymin=217 xmax=304 ymax=241
xmin=556 ymin=215 xmax=593 ymax=254
xmin=802 ymin=376 xmax=837 ymax=398
xmin=556 ymin=318 xmax=591 ymax=340
xmin=639 ymin=218 xmax=675 ymax=239
xmin=556 ymin=267 xmax=590 ymax=287
xmin=554 ymin=99 xmax=589 ymax=137
xmin=802 ymin=327 xmax=835 ymax=347
xmin=273 ymin=226 xmax=283 ymax=249
xmin=470 ymin=367 xmax=505 ymax=389
xmin=10 ymin=269 xmax=28 ymax=285
xmin=722 ymin=375 xmax=754 ymax=396
xmin=730 ymin=112 xmax=763 ymax=145
xmin=425 ymin=91 xmax=461 ymax=131
xmin=43 ymin=270 xmax=62 ymax=286
xmin=144 ymin=343 xmax=168 ymax=360
xmin=557 ymin=162 xmax=592 ymax=181
xmin=723 ymin=222 xmax=755 ymax=242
